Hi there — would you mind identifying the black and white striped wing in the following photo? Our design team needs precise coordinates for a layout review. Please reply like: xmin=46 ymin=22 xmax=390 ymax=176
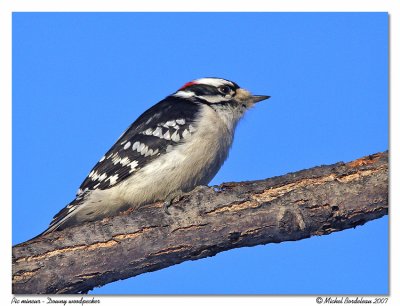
xmin=78 ymin=96 xmax=200 ymax=195
xmin=47 ymin=97 xmax=200 ymax=232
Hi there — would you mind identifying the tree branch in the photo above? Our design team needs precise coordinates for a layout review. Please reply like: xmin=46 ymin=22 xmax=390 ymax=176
xmin=12 ymin=151 xmax=388 ymax=294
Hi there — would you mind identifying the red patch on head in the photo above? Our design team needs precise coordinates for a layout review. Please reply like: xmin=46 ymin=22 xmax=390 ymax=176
xmin=179 ymin=81 xmax=197 ymax=90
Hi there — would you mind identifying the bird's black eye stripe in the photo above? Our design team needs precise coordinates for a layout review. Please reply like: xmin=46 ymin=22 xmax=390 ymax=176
xmin=218 ymin=85 xmax=232 ymax=95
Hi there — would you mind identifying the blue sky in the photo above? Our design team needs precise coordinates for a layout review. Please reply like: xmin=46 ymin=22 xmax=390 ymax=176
xmin=12 ymin=12 xmax=388 ymax=294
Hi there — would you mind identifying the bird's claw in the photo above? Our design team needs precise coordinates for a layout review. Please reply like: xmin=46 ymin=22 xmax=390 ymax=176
xmin=163 ymin=192 xmax=185 ymax=214
xmin=163 ymin=200 xmax=172 ymax=215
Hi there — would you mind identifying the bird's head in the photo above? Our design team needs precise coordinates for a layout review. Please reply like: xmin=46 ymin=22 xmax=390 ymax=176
xmin=173 ymin=77 xmax=270 ymax=109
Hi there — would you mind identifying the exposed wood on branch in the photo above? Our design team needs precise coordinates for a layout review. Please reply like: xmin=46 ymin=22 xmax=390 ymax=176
xmin=12 ymin=151 xmax=388 ymax=294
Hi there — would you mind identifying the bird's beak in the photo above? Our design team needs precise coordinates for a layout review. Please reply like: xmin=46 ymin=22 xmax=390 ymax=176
xmin=235 ymin=89 xmax=270 ymax=105
xmin=252 ymin=95 xmax=270 ymax=103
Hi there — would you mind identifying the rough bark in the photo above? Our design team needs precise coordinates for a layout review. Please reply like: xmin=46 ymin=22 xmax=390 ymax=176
xmin=12 ymin=151 xmax=388 ymax=294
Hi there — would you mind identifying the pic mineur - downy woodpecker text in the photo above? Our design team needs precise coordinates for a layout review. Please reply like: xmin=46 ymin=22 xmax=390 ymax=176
xmin=40 ymin=77 xmax=270 ymax=235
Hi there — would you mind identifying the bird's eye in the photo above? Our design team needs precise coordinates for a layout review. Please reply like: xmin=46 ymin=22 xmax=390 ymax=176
xmin=218 ymin=85 xmax=232 ymax=95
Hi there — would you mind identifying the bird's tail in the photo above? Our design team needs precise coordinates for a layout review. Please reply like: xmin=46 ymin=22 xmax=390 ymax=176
xmin=32 ymin=198 xmax=84 ymax=239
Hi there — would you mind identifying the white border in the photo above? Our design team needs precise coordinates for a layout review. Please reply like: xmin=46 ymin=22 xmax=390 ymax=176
xmin=1 ymin=1 xmax=397 ymax=305
xmin=0 ymin=0 xmax=397 ymax=12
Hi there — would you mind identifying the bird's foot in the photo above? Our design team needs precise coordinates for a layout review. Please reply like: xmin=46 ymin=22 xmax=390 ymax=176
xmin=163 ymin=191 xmax=185 ymax=215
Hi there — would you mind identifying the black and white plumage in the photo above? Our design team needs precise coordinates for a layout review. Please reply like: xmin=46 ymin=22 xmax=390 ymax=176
xmin=42 ymin=77 xmax=269 ymax=235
